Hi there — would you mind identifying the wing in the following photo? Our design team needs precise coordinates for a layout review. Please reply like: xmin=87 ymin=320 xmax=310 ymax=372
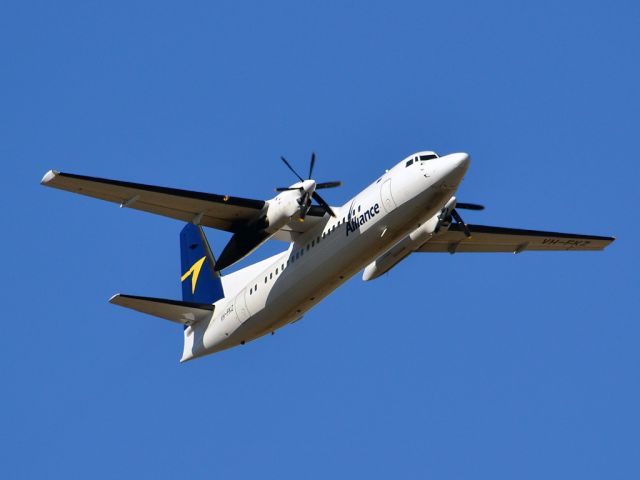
xmin=41 ymin=170 xmax=327 ymax=236
xmin=41 ymin=170 xmax=264 ymax=232
xmin=417 ymin=224 xmax=615 ymax=254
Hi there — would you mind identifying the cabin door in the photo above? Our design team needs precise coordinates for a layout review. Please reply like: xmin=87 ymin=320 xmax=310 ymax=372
xmin=380 ymin=179 xmax=396 ymax=213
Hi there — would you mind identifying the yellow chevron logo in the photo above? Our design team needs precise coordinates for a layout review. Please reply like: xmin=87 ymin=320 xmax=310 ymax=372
xmin=181 ymin=256 xmax=207 ymax=295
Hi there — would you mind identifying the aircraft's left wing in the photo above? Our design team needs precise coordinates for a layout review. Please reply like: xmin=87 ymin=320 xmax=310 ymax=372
xmin=417 ymin=224 xmax=615 ymax=254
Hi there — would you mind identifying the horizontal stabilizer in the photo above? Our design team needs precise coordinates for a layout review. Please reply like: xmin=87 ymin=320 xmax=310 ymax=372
xmin=109 ymin=294 xmax=214 ymax=325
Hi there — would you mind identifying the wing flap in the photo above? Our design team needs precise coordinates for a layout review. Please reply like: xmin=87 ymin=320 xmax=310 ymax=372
xmin=418 ymin=224 xmax=615 ymax=253
xmin=109 ymin=294 xmax=214 ymax=324
xmin=41 ymin=170 xmax=265 ymax=233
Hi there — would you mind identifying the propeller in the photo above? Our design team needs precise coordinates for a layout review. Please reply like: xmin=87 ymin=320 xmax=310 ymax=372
xmin=456 ymin=202 xmax=484 ymax=211
xmin=450 ymin=208 xmax=472 ymax=238
xmin=280 ymin=156 xmax=304 ymax=183
xmin=275 ymin=181 xmax=342 ymax=192
xmin=316 ymin=181 xmax=342 ymax=189
xmin=308 ymin=152 xmax=316 ymax=179
xmin=445 ymin=200 xmax=485 ymax=238
xmin=276 ymin=152 xmax=341 ymax=219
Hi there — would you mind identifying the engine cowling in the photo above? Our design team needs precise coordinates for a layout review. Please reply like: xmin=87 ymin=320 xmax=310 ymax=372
xmin=263 ymin=194 xmax=300 ymax=233
xmin=362 ymin=197 xmax=457 ymax=281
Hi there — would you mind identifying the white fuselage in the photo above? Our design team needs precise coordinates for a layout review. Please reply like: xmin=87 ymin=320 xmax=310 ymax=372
xmin=182 ymin=152 xmax=470 ymax=360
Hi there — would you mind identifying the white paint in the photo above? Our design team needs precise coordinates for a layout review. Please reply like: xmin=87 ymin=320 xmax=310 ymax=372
xmin=181 ymin=151 xmax=471 ymax=361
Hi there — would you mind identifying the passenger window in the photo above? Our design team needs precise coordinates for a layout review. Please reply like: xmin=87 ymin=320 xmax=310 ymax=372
xmin=275 ymin=267 xmax=279 ymax=274
xmin=311 ymin=240 xmax=315 ymax=247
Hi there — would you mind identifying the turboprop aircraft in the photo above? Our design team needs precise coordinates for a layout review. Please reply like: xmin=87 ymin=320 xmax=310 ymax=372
xmin=41 ymin=151 xmax=614 ymax=361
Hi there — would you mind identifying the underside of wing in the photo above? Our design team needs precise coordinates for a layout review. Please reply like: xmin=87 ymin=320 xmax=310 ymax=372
xmin=41 ymin=170 xmax=266 ymax=233
xmin=418 ymin=224 xmax=615 ymax=254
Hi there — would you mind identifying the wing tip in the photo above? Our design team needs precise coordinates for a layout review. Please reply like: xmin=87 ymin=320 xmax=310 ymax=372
xmin=108 ymin=293 xmax=123 ymax=304
xmin=40 ymin=169 xmax=60 ymax=185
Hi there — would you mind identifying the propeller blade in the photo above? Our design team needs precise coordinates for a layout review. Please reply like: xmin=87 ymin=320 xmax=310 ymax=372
xmin=275 ymin=186 xmax=301 ymax=192
xmin=312 ymin=191 xmax=336 ymax=217
xmin=280 ymin=156 xmax=304 ymax=182
xmin=451 ymin=208 xmax=472 ymax=237
xmin=298 ymin=193 xmax=311 ymax=220
xmin=456 ymin=202 xmax=485 ymax=211
xmin=308 ymin=152 xmax=316 ymax=179
xmin=316 ymin=181 xmax=342 ymax=189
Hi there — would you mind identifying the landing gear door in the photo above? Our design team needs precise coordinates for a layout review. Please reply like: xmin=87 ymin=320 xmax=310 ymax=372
xmin=380 ymin=179 xmax=396 ymax=213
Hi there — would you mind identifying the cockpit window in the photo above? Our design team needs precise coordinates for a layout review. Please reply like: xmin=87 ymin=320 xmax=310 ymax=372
xmin=420 ymin=154 xmax=438 ymax=161
xmin=405 ymin=159 xmax=414 ymax=167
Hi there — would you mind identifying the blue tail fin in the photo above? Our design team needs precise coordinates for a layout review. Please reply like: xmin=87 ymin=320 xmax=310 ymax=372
xmin=180 ymin=224 xmax=224 ymax=304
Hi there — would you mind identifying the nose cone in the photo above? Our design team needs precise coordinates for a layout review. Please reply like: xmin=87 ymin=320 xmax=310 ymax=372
xmin=443 ymin=152 xmax=470 ymax=186
xmin=450 ymin=152 xmax=470 ymax=172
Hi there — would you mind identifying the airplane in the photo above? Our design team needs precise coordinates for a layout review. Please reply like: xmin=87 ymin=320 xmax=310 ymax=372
xmin=41 ymin=151 xmax=615 ymax=361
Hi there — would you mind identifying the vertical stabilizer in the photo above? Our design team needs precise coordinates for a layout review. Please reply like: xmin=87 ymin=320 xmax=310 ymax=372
xmin=180 ymin=224 xmax=224 ymax=304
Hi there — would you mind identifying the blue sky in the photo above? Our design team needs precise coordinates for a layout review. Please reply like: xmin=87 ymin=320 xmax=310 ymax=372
xmin=2 ymin=1 xmax=639 ymax=478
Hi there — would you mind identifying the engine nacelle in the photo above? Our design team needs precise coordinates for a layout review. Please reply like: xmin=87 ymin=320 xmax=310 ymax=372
xmin=264 ymin=194 xmax=300 ymax=233
xmin=362 ymin=197 xmax=457 ymax=281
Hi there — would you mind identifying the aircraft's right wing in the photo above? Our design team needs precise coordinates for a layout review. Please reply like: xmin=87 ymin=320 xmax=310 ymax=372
xmin=417 ymin=224 xmax=615 ymax=254
xmin=41 ymin=170 xmax=266 ymax=233
xmin=41 ymin=170 xmax=327 ymax=236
